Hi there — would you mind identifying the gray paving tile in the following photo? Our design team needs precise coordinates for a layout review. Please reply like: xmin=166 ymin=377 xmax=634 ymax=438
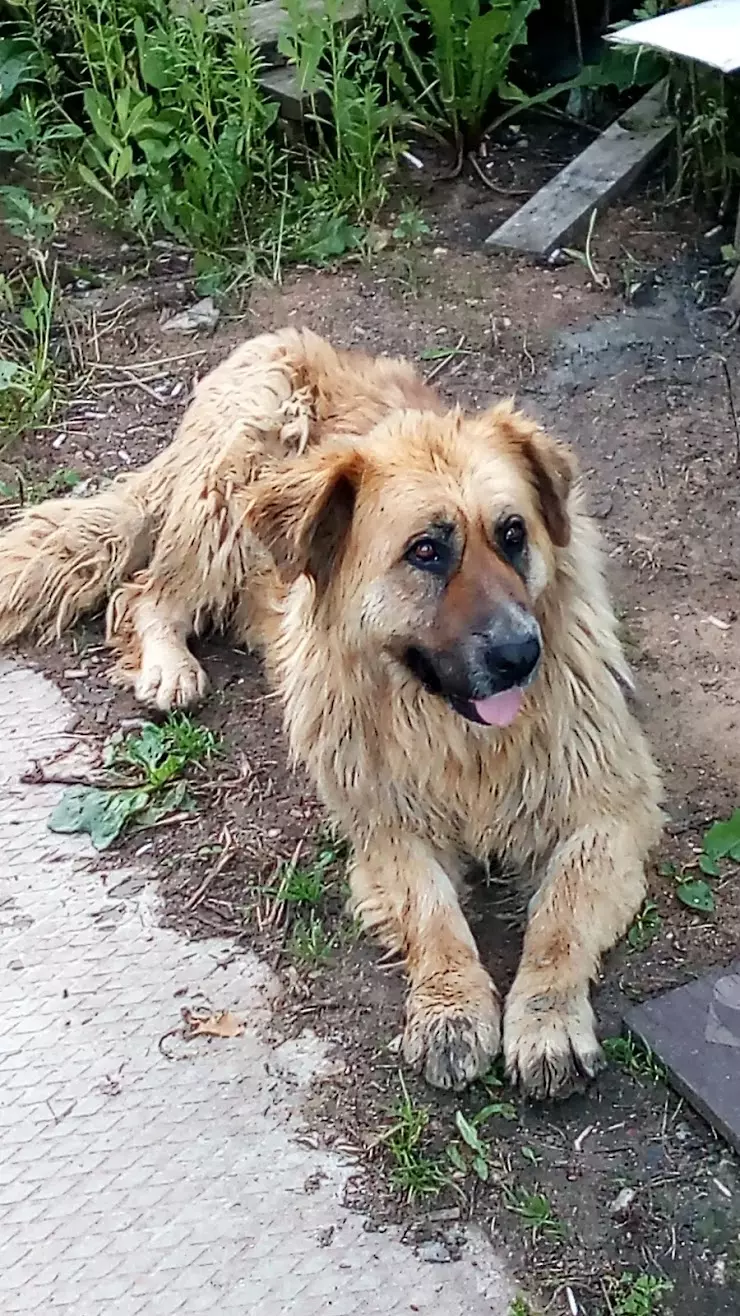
xmin=0 ymin=658 xmax=516 ymax=1314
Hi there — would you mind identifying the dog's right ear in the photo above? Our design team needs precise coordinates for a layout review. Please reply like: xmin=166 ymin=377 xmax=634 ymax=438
xmin=246 ymin=447 xmax=363 ymax=588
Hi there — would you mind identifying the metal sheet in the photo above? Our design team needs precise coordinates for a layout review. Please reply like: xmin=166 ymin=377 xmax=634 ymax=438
xmin=610 ymin=0 xmax=740 ymax=75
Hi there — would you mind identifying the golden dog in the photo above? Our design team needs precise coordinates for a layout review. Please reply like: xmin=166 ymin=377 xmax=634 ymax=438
xmin=0 ymin=327 xmax=662 ymax=1096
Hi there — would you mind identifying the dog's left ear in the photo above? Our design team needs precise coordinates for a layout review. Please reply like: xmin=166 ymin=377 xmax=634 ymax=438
xmin=246 ymin=446 xmax=363 ymax=588
xmin=520 ymin=428 xmax=576 ymax=548
xmin=486 ymin=403 xmax=576 ymax=548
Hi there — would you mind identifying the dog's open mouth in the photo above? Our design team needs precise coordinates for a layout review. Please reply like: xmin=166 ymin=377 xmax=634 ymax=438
xmin=449 ymin=688 xmax=524 ymax=727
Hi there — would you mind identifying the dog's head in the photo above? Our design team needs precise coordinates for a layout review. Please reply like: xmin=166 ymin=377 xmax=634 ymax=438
xmin=247 ymin=404 xmax=576 ymax=727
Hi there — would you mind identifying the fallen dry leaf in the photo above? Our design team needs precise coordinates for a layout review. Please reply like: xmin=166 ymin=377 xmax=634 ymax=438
xmin=183 ymin=1009 xmax=244 ymax=1039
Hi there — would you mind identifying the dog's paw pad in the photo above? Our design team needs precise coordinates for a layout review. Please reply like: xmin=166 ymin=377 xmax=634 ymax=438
xmin=503 ymin=990 xmax=603 ymax=1100
xmin=403 ymin=988 xmax=501 ymax=1091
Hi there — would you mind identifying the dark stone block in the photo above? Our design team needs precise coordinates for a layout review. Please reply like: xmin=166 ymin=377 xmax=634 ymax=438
xmin=624 ymin=962 xmax=740 ymax=1154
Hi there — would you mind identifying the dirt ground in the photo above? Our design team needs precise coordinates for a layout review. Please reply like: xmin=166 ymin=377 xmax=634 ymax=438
xmin=2 ymin=147 xmax=740 ymax=1314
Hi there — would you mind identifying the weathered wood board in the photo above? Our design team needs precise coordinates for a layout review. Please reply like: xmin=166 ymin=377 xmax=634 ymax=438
xmin=249 ymin=0 xmax=364 ymax=62
xmin=259 ymin=64 xmax=312 ymax=121
xmin=485 ymin=82 xmax=675 ymax=259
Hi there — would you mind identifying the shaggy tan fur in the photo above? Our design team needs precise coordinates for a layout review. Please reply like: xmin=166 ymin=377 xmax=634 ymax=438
xmin=0 ymin=327 xmax=662 ymax=1097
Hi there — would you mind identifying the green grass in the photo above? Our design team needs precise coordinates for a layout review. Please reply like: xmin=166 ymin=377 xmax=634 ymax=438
xmin=504 ymin=1187 xmax=564 ymax=1242
xmin=270 ymin=837 xmax=342 ymax=909
xmin=382 ymin=1074 xmax=449 ymax=1202
xmin=0 ymin=247 xmax=61 ymax=441
xmin=627 ymin=899 xmax=662 ymax=953
xmin=3 ymin=0 xmax=402 ymax=271
xmin=107 ymin=713 xmax=219 ymax=789
xmin=0 ymin=467 xmax=82 ymax=505
xmin=610 ymin=1271 xmax=673 ymax=1316
xmin=445 ymin=1101 xmax=517 ymax=1182
xmin=277 ymin=862 xmax=326 ymax=907
xmin=49 ymin=713 xmax=220 ymax=850
xmin=289 ymin=911 xmax=335 ymax=967
xmin=602 ymin=1035 xmax=666 ymax=1084
xmin=508 ymin=1299 xmax=535 ymax=1316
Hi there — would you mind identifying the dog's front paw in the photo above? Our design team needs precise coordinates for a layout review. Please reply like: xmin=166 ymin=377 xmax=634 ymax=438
xmin=403 ymin=970 xmax=501 ymax=1090
xmin=135 ymin=651 xmax=208 ymax=711
xmin=503 ymin=986 xmax=603 ymax=1100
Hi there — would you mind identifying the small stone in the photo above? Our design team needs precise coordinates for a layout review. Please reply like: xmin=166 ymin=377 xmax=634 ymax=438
xmin=417 ymin=1240 xmax=451 ymax=1263
xmin=713 ymin=1257 xmax=727 ymax=1286
xmin=8 ymin=959 xmax=24 ymax=971
xmin=609 ymin=1187 xmax=637 ymax=1218
xmin=161 ymin=297 xmax=220 ymax=334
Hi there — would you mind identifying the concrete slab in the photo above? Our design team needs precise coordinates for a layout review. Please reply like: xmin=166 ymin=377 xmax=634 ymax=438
xmin=625 ymin=964 xmax=740 ymax=1155
xmin=0 ymin=659 xmax=517 ymax=1315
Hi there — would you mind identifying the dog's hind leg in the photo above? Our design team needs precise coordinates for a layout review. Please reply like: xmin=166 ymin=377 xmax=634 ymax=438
xmin=107 ymin=475 xmax=259 ymax=711
xmin=350 ymin=833 xmax=501 ymax=1090
xmin=108 ymin=360 xmax=314 ymax=710
xmin=503 ymin=818 xmax=654 ymax=1099
xmin=0 ymin=483 xmax=151 ymax=643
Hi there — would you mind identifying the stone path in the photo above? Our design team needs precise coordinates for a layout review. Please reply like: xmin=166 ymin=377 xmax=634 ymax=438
xmin=0 ymin=659 xmax=517 ymax=1315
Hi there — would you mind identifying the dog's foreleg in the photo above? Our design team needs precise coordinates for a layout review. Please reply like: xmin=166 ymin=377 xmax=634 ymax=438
xmin=108 ymin=590 xmax=208 ymax=712
xmin=350 ymin=833 xmax=501 ymax=1090
xmin=503 ymin=820 xmax=647 ymax=1099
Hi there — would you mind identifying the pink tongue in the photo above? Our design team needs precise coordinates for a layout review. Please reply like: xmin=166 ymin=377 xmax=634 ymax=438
xmin=472 ymin=687 xmax=524 ymax=727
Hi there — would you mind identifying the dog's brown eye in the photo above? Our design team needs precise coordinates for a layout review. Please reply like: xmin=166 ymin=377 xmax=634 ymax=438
xmin=498 ymin=516 xmax=526 ymax=557
xmin=406 ymin=537 xmax=448 ymax=574
xmin=414 ymin=540 xmax=438 ymax=562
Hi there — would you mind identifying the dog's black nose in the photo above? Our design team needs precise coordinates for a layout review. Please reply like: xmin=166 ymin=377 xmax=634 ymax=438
xmin=486 ymin=632 xmax=541 ymax=685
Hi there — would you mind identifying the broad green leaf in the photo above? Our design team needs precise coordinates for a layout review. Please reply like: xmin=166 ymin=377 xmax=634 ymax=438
xmin=136 ymin=780 xmax=189 ymax=826
xmin=497 ymin=80 xmax=527 ymax=102
xmin=138 ymin=42 xmax=174 ymax=91
xmin=78 ymin=161 xmax=115 ymax=203
xmin=124 ymin=95 xmax=157 ymax=139
xmin=455 ymin=1109 xmax=486 ymax=1155
xmin=112 ymin=143 xmax=134 ymax=185
xmin=476 ymin=1100 xmax=517 ymax=1123
xmin=703 ymin=810 xmax=740 ymax=860
xmin=676 ymin=879 xmax=715 ymax=914
xmin=446 ymin=1142 xmax=467 ymax=1172
xmin=0 ymin=359 xmax=20 ymax=389
xmin=0 ymin=44 xmax=39 ymax=104
xmin=698 ymin=853 xmax=720 ymax=877
xmin=83 ymin=88 xmax=119 ymax=152
xmin=49 ymin=785 xmax=149 ymax=850
xmin=472 ymin=1154 xmax=489 ymax=1181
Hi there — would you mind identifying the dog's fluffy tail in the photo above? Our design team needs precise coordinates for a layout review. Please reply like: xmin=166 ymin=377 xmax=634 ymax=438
xmin=0 ymin=480 xmax=152 ymax=643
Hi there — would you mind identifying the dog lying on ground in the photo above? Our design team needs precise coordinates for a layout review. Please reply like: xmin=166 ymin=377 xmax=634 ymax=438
xmin=0 ymin=326 xmax=662 ymax=1097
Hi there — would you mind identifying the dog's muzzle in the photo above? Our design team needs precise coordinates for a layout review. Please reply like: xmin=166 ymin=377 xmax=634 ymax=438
xmin=405 ymin=606 xmax=542 ymax=728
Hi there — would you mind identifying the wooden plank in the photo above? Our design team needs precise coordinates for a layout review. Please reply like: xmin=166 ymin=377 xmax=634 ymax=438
xmin=171 ymin=0 xmax=364 ymax=64
xmin=258 ymin=64 xmax=313 ymax=121
xmin=485 ymin=82 xmax=675 ymax=259
xmin=249 ymin=0 xmax=364 ymax=60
